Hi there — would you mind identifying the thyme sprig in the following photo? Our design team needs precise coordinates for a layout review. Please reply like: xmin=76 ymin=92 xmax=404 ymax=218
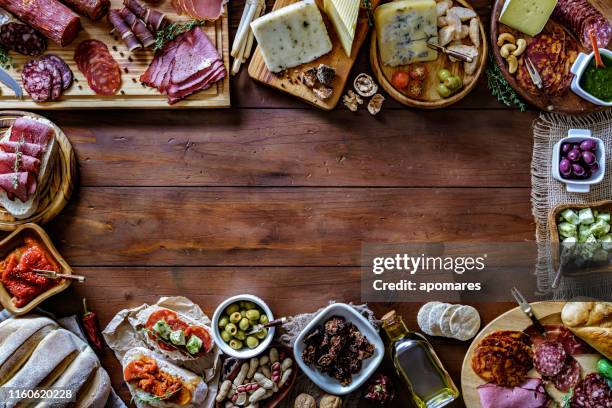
xmin=154 ymin=20 xmax=206 ymax=52
xmin=485 ymin=52 xmax=527 ymax=112
xmin=0 ymin=46 xmax=11 ymax=70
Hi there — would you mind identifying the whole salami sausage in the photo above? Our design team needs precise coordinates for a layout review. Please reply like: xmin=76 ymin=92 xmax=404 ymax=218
xmin=0 ymin=0 xmax=81 ymax=46
xmin=0 ymin=23 xmax=47 ymax=56
xmin=61 ymin=0 xmax=110 ymax=20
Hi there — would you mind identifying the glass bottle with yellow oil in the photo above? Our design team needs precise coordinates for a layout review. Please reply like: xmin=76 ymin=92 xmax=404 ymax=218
xmin=381 ymin=310 xmax=459 ymax=408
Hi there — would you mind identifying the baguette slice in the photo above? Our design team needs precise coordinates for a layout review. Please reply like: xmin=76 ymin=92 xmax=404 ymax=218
xmin=561 ymin=301 xmax=612 ymax=360
xmin=0 ymin=116 xmax=58 ymax=219
xmin=73 ymin=366 xmax=112 ymax=408
xmin=122 ymin=347 xmax=208 ymax=407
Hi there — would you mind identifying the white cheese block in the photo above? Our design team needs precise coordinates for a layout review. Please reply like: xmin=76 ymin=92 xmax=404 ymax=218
xmin=251 ymin=0 xmax=333 ymax=73
xmin=375 ymin=0 xmax=438 ymax=67
xmin=324 ymin=0 xmax=360 ymax=56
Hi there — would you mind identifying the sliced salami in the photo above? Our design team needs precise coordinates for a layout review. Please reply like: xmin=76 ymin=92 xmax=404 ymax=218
xmin=42 ymin=54 xmax=73 ymax=90
xmin=74 ymin=39 xmax=122 ymax=95
xmin=571 ymin=373 xmax=612 ymax=408
xmin=553 ymin=0 xmax=612 ymax=50
xmin=533 ymin=341 xmax=566 ymax=377
xmin=48 ymin=63 xmax=63 ymax=101
xmin=0 ymin=22 xmax=47 ymax=56
xmin=22 ymin=59 xmax=53 ymax=102
xmin=552 ymin=356 xmax=581 ymax=392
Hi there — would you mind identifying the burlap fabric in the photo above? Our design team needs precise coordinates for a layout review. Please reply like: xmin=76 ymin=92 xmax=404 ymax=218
xmin=531 ymin=110 xmax=612 ymax=299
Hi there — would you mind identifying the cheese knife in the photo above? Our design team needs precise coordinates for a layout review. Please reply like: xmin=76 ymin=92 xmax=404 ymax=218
xmin=246 ymin=317 xmax=287 ymax=335
xmin=427 ymin=42 xmax=473 ymax=63
xmin=0 ymin=67 xmax=22 ymax=99
xmin=511 ymin=286 xmax=547 ymax=335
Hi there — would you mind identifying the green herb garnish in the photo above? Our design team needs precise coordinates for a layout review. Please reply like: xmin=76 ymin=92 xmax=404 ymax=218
xmin=154 ymin=20 xmax=206 ymax=52
xmin=485 ymin=52 xmax=527 ymax=112
xmin=133 ymin=386 xmax=183 ymax=404
xmin=361 ymin=0 xmax=374 ymax=27
xmin=561 ymin=389 xmax=572 ymax=408
xmin=0 ymin=46 xmax=11 ymax=70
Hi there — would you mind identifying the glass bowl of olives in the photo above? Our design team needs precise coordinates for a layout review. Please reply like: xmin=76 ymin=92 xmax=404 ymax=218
xmin=212 ymin=294 xmax=275 ymax=358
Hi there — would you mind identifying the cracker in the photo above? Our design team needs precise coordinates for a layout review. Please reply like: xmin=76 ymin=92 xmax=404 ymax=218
xmin=417 ymin=301 xmax=440 ymax=336
xmin=440 ymin=304 xmax=461 ymax=338
xmin=450 ymin=305 xmax=480 ymax=341
xmin=428 ymin=303 xmax=450 ymax=337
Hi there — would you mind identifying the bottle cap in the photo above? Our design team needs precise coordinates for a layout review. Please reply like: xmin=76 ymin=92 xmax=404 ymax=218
xmin=381 ymin=310 xmax=397 ymax=326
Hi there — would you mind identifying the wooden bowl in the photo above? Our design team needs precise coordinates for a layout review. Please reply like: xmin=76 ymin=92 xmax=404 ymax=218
xmin=0 ymin=223 xmax=72 ymax=315
xmin=369 ymin=0 xmax=487 ymax=108
xmin=0 ymin=111 xmax=76 ymax=231
xmin=490 ymin=0 xmax=605 ymax=114
xmin=217 ymin=345 xmax=298 ymax=408
xmin=548 ymin=200 xmax=612 ymax=272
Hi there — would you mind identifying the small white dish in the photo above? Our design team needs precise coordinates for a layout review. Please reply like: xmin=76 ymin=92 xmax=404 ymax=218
xmin=552 ymin=129 xmax=605 ymax=193
xmin=294 ymin=303 xmax=384 ymax=395
xmin=212 ymin=294 xmax=275 ymax=359
xmin=570 ymin=49 xmax=612 ymax=107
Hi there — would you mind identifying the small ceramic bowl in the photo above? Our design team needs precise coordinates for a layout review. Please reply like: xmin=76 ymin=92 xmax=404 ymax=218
xmin=212 ymin=294 xmax=275 ymax=359
xmin=570 ymin=49 xmax=612 ymax=107
xmin=294 ymin=303 xmax=384 ymax=395
xmin=552 ymin=129 xmax=605 ymax=193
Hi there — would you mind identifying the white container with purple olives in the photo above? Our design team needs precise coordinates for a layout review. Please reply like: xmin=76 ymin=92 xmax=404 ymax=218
xmin=552 ymin=129 xmax=605 ymax=193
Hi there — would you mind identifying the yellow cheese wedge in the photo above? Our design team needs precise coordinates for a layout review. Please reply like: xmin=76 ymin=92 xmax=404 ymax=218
xmin=375 ymin=0 xmax=438 ymax=67
xmin=499 ymin=0 xmax=557 ymax=37
xmin=324 ymin=0 xmax=360 ymax=56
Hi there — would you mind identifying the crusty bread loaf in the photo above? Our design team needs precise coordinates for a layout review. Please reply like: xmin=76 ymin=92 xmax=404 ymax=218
xmin=561 ymin=301 xmax=612 ymax=359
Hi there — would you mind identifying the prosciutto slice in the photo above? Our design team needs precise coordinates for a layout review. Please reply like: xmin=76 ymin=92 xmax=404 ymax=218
xmin=172 ymin=0 xmax=226 ymax=20
xmin=0 ymin=141 xmax=45 ymax=159
xmin=477 ymin=379 xmax=549 ymax=408
xmin=9 ymin=118 xmax=54 ymax=146
xmin=0 ymin=172 xmax=37 ymax=202
xmin=0 ymin=152 xmax=41 ymax=174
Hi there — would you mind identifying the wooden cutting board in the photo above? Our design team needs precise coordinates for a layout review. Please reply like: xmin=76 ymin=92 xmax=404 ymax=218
xmin=460 ymin=302 xmax=567 ymax=408
xmin=0 ymin=1 xmax=230 ymax=109
xmin=490 ymin=0 xmax=608 ymax=114
xmin=248 ymin=0 xmax=379 ymax=110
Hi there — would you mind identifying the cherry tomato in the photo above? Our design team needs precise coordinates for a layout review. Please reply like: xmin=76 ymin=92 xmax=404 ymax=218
xmin=391 ymin=71 xmax=410 ymax=89
xmin=407 ymin=82 xmax=424 ymax=99
xmin=408 ymin=64 xmax=427 ymax=81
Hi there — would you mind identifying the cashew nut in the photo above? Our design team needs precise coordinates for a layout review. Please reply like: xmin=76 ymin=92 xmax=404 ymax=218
xmin=506 ymin=55 xmax=518 ymax=74
xmin=500 ymin=43 xmax=517 ymax=58
xmin=497 ymin=32 xmax=516 ymax=46
xmin=513 ymin=38 xmax=527 ymax=57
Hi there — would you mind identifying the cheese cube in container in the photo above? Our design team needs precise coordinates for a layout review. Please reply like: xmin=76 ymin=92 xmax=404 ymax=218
xmin=375 ymin=0 xmax=438 ymax=67
xmin=251 ymin=0 xmax=333 ymax=73
xmin=499 ymin=0 xmax=557 ymax=37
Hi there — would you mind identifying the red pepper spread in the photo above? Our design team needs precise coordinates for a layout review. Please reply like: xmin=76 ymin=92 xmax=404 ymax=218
xmin=124 ymin=356 xmax=191 ymax=404
xmin=0 ymin=237 xmax=60 ymax=307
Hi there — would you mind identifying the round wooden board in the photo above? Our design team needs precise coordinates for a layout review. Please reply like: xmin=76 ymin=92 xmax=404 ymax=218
xmin=490 ymin=0 xmax=604 ymax=114
xmin=460 ymin=302 xmax=566 ymax=408
xmin=370 ymin=0 xmax=487 ymax=109
xmin=0 ymin=111 xmax=76 ymax=231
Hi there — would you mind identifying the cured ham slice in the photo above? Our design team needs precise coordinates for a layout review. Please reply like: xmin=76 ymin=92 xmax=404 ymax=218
xmin=0 ymin=142 xmax=45 ymax=159
xmin=119 ymin=7 xmax=155 ymax=48
xmin=141 ymin=26 xmax=226 ymax=104
xmin=0 ymin=0 xmax=81 ymax=46
xmin=9 ymin=118 xmax=54 ymax=146
xmin=123 ymin=0 xmax=167 ymax=31
xmin=477 ymin=378 xmax=549 ymax=408
xmin=172 ymin=0 xmax=226 ymax=21
xmin=0 ymin=153 xmax=41 ymax=174
xmin=108 ymin=10 xmax=141 ymax=52
xmin=0 ymin=173 xmax=37 ymax=203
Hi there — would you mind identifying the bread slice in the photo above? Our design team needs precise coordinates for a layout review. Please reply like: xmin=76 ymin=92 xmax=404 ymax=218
xmin=0 ymin=116 xmax=58 ymax=219
xmin=74 ymin=366 xmax=112 ymax=408
xmin=122 ymin=347 xmax=208 ymax=407
xmin=561 ymin=301 xmax=612 ymax=360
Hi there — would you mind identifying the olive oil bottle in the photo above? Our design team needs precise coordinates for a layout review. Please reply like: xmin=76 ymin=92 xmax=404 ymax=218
xmin=381 ymin=311 xmax=459 ymax=408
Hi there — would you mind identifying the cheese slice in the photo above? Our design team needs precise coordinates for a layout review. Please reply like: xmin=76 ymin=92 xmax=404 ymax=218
xmin=499 ymin=0 xmax=557 ymax=37
xmin=374 ymin=0 xmax=438 ymax=67
xmin=251 ymin=0 xmax=333 ymax=73
xmin=324 ymin=0 xmax=360 ymax=56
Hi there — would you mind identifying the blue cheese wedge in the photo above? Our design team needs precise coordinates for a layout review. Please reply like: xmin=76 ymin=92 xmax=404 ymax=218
xmin=375 ymin=0 xmax=438 ymax=67
xmin=251 ymin=0 xmax=333 ymax=73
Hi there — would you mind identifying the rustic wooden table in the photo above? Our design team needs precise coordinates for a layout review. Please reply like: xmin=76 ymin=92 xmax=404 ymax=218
xmin=32 ymin=0 xmax=610 ymax=406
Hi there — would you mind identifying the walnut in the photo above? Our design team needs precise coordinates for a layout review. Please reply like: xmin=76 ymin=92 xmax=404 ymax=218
xmin=367 ymin=94 xmax=385 ymax=115
xmin=353 ymin=73 xmax=378 ymax=97
xmin=319 ymin=394 xmax=342 ymax=408
xmin=301 ymin=68 xmax=317 ymax=88
xmin=316 ymin=64 xmax=336 ymax=86
xmin=313 ymin=86 xmax=333 ymax=100
xmin=342 ymin=90 xmax=363 ymax=112
xmin=295 ymin=393 xmax=316 ymax=408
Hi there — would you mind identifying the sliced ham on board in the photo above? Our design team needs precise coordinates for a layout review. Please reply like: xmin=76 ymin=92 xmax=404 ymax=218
xmin=8 ymin=118 xmax=54 ymax=146
xmin=0 ymin=172 xmax=37 ymax=203
xmin=171 ymin=0 xmax=226 ymax=21
xmin=141 ymin=26 xmax=226 ymax=104
xmin=0 ymin=142 xmax=45 ymax=159
xmin=477 ymin=378 xmax=549 ymax=408
xmin=0 ymin=153 xmax=41 ymax=174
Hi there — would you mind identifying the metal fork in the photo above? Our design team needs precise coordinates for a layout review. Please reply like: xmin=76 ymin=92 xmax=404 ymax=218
xmin=525 ymin=57 xmax=543 ymax=89
xmin=33 ymin=269 xmax=86 ymax=283
xmin=511 ymin=287 xmax=547 ymax=334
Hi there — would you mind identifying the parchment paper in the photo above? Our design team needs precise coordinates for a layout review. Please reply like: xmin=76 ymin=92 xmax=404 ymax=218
xmin=102 ymin=296 xmax=221 ymax=408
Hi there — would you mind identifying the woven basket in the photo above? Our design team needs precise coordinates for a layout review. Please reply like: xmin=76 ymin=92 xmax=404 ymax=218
xmin=0 ymin=111 xmax=76 ymax=231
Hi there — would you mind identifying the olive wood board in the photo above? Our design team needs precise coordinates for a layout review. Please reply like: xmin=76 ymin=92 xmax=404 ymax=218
xmin=0 ymin=223 xmax=73 ymax=315
xmin=370 ymin=0 xmax=487 ymax=109
xmin=248 ymin=0 xmax=380 ymax=110
xmin=0 ymin=2 xmax=230 ymax=109
xmin=460 ymin=302 xmax=603 ymax=408
xmin=490 ymin=0 xmax=607 ymax=114
xmin=0 ymin=111 xmax=76 ymax=229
